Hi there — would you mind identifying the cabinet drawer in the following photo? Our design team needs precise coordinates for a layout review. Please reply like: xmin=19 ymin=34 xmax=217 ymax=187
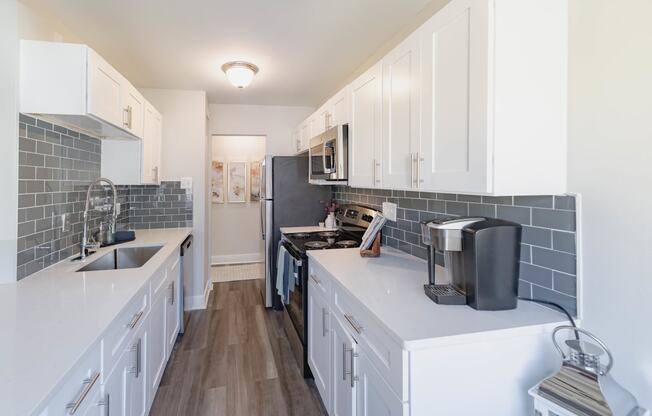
xmin=308 ymin=262 xmax=331 ymax=300
xmin=332 ymin=284 xmax=408 ymax=401
xmin=39 ymin=346 xmax=103 ymax=416
xmin=101 ymin=286 xmax=149 ymax=377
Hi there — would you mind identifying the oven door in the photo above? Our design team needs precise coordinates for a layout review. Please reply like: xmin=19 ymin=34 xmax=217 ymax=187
xmin=282 ymin=241 xmax=306 ymax=344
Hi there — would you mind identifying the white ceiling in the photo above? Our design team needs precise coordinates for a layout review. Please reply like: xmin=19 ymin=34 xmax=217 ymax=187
xmin=25 ymin=0 xmax=434 ymax=107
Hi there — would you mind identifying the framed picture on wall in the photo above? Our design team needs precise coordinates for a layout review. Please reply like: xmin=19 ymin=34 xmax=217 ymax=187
xmin=227 ymin=162 xmax=247 ymax=203
xmin=211 ymin=160 xmax=225 ymax=204
xmin=250 ymin=161 xmax=261 ymax=201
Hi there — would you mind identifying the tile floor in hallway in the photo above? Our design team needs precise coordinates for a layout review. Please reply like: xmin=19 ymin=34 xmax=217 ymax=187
xmin=149 ymin=279 xmax=326 ymax=416
xmin=211 ymin=263 xmax=264 ymax=283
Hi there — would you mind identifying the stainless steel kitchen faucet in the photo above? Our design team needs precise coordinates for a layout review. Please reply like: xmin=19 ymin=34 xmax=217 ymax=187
xmin=80 ymin=177 xmax=118 ymax=260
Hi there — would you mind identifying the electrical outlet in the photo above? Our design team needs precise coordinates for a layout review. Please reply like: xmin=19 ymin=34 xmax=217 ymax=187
xmin=180 ymin=177 xmax=193 ymax=190
xmin=382 ymin=202 xmax=397 ymax=222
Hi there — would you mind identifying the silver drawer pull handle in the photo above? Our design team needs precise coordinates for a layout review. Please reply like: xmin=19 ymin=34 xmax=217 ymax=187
xmin=169 ymin=281 xmax=175 ymax=306
xmin=66 ymin=372 xmax=100 ymax=414
xmin=344 ymin=313 xmax=363 ymax=334
xmin=310 ymin=274 xmax=321 ymax=285
xmin=97 ymin=393 xmax=109 ymax=416
xmin=322 ymin=308 xmax=329 ymax=337
xmin=128 ymin=338 xmax=142 ymax=377
xmin=126 ymin=310 xmax=144 ymax=329
xmin=350 ymin=347 xmax=359 ymax=387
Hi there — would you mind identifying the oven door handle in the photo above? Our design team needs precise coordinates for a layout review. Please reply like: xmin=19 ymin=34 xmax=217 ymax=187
xmin=281 ymin=241 xmax=303 ymax=267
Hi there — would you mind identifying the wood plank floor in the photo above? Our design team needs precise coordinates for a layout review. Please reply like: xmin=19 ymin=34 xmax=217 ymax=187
xmin=150 ymin=280 xmax=327 ymax=416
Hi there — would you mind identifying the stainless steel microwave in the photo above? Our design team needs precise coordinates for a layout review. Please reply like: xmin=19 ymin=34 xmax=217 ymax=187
xmin=308 ymin=124 xmax=348 ymax=184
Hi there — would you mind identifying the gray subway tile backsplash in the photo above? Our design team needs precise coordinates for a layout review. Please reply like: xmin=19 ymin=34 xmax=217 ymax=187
xmin=333 ymin=185 xmax=578 ymax=315
xmin=16 ymin=114 xmax=193 ymax=280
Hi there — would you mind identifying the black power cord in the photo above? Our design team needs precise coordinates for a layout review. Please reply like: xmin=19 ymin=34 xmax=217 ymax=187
xmin=518 ymin=296 xmax=580 ymax=341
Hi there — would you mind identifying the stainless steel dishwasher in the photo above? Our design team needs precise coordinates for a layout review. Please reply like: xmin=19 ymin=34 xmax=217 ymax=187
xmin=180 ymin=235 xmax=193 ymax=334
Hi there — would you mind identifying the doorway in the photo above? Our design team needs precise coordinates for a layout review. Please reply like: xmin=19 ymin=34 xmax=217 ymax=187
xmin=210 ymin=135 xmax=266 ymax=283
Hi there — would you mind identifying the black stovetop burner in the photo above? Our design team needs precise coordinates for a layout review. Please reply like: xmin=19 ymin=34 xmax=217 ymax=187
xmin=284 ymin=229 xmax=362 ymax=253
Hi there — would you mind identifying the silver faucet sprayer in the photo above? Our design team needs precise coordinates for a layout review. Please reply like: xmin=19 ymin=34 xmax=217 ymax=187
xmin=80 ymin=177 xmax=118 ymax=260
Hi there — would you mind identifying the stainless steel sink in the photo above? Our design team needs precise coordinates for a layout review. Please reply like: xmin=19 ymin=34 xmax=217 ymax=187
xmin=76 ymin=245 xmax=163 ymax=272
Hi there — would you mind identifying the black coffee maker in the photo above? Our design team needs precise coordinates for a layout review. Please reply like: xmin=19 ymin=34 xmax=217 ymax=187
xmin=420 ymin=216 xmax=522 ymax=311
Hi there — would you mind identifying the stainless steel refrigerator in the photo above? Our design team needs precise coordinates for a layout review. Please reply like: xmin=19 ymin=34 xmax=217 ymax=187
xmin=260 ymin=155 xmax=331 ymax=308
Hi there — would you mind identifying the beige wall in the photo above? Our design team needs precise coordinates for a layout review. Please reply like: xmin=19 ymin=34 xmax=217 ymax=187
xmin=140 ymin=89 xmax=210 ymax=309
xmin=18 ymin=1 xmax=81 ymax=43
xmin=211 ymin=136 xmax=266 ymax=264
xmin=567 ymin=0 xmax=652 ymax=407
xmin=209 ymin=104 xmax=313 ymax=156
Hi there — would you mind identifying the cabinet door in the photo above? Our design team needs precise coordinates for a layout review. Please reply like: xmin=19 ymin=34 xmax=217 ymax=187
xmin=318 ymin=107 xmax=331 ymax=132
xmin=381 ymin=32 xmax=421 ymax=190
xmin=349 ymin=62 xmax=382 ymax=189
xmin=330 ymin=87 xmax=350 ymax=127
xmin=148 ymin=291 xmax=167 ymax=401
xmin=103 ymin=347 xmax=129 ymax=416
xmin=300 ymin=122 xmax=310 ymax=152
xmin=143 ymin=104 xmax=162 ymax=184
xmin=356 ymin=351 xmax=406 ymax=416
xmin=87 ymin=48 xmax=123 ymax=128
xmin=332 ymin=316 xmax=357 ymax=416
xmin=126 ymin=322 xmax=148 ymax=416
xmin=121 ymin=85 xmax=145 ymax=139
xmin=165 ymin=260 xmax=181 ymax=357
xmin=308 ymin=289 xmax=331 ymax=410
xmin=419 ymin=0 xmax=489 ymax=193
xmin=292 ymin=128 xmax=301 ymax=153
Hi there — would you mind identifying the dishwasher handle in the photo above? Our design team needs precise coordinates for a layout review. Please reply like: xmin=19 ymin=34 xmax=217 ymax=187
xmin=181 ymin=235 xmax=193 ymax=256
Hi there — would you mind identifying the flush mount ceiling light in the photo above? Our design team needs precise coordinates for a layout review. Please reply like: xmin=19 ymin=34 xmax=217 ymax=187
xmin=221 ymin=61 xmax=259 ymax=89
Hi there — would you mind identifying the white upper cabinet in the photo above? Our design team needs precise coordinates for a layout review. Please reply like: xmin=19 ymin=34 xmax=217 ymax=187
xmin=121 ymin=84 xmax=145 ymax=139
xmin=142 ymin=103 xmax=163 ymax=184
xmin=20 ymin=40 xmax=154 ymax=141
xmin=101 ymin=102 xmax=162 ymax=185
xmin=419 ymin=0 xmax=568 ymax=195
xmin=87 ymin=48 xmax=124 ymax=129
xmin=381 ymin=32 xmax=422 ymax=190
xmin=349 ymin=62 xmax=382 ymax=189
xmin=329 ymin=86 xmax=350 ymax=127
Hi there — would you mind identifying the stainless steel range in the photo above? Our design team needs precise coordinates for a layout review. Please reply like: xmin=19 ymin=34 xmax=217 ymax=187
xmin=281 ymin=204 xmax=380 ymax=378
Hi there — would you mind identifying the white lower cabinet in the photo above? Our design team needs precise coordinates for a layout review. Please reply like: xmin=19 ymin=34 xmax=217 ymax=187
xmin=165 ymin=258 xmax=181 ymax=358
xmin=308 ymin=282 xmax=331 ymax=408
xmin=308 ymin=265 xmax=407 ymax=416
xmin=35 ymin=251 xmax=183 ymax=416
xmin=103 ymin=318 xmax=148 ymax=416
xmin=103 ymin=349 xmax=128 ymax=416
xmin=331 ymin=315 xmax=357 ymax=416
xmin=148 ymin=278 xmax=168 ymax=403
xmin=356 ymin=351 xmax=406 ymax=416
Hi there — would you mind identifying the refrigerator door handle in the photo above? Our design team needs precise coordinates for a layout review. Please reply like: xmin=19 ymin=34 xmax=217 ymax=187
xmin=260 ymin=200 xmax=265 ymax=240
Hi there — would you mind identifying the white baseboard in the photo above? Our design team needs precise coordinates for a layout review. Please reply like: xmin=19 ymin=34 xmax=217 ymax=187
xmin=211 ymin=252 xmax=263 ymax=265
xmin=184 ymin=279 xmax=214 ymax=311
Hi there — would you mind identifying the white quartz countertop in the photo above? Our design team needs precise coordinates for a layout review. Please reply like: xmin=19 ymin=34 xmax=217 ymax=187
xmin=307 ymin=247 xmax=566 ymax=350
xmin=280 ymin=226 xmax=337 ymax=234
xmin=0 ymin=228 xmax=192 ymax=416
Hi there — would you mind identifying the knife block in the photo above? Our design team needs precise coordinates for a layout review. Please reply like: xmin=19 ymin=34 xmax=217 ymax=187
xmin=359 ymin=232 xmax=381 ymax=258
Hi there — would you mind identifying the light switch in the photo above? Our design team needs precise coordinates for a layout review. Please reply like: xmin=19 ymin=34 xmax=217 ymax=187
xmin=180 ymin=177 xmax=193 ymax=190
xmin=382 ymin=202 xmax=397 ymax=222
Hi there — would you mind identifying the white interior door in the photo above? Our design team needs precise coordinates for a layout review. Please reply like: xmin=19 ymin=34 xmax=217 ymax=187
xmin=381 ymin=32 xmax=421 ymax=190
xmin=349 ymin=62 xmax=382 ymax=189
xmin=419 ymin=0 xmax=490 ymax=193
